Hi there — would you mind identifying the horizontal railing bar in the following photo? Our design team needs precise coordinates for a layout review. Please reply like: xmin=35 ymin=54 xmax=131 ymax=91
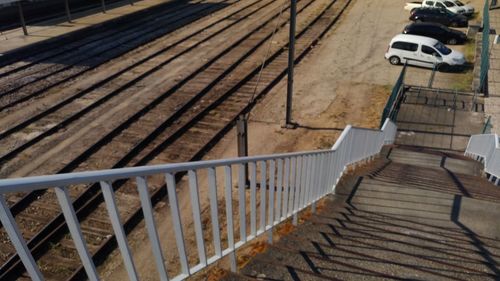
xmin=0 ymin=120 xmax=396 ymax=192
xmin=348 ymin=126 xmax=383 ymax=132
xmin=0 ymin=149 xmax=340 ymax=192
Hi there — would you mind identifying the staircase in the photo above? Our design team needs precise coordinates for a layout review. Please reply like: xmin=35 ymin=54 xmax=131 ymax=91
xmin=223 ymin=145 xmax=500 ymax=280
xmin=396 ymin=86 xmax=485 ymax=151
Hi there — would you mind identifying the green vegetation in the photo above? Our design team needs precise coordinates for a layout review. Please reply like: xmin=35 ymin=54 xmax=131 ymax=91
xmin=449 ymin=39 xmax=475 ymax=91
xmin=464 ymin=39 xmax=476 ymax=62
xmin=451 ymin=72 xmax=473 ymax=91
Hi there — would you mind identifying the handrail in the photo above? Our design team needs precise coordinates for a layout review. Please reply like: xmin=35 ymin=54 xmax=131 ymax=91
xmin=482 ymin=115 xmax=492 ymax=134
xmin=380 ymin=63 xmax=407 ymax=127
xmin=479 ymin=0 xmax=491 ymax=93
xmin=0 ymin=119 xmax=397 ymax=281
xmin=428 ymin=62 xmax=437 ymax=88
xmin=465 ymin=133 xmax=500 ymax=184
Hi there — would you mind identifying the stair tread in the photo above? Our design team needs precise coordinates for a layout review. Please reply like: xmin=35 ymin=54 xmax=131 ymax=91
xmin=235 ymin=147 xmax=500 ymax=281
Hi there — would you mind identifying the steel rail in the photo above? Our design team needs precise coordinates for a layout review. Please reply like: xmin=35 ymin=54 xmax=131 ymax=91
xmin=0 ymin=0 xmax=212 ymax=85
xmin=0 ymin=0 xmax=194 ymax=75
xmin=0 ymin=0 xmax=230 ymax=110
xmin=0 ymin=0 xmax=272 ymax=160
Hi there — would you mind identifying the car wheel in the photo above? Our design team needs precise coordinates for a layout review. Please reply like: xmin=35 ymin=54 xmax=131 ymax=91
xmin=389 ymin=56 xmax=401 ymax=65
xmin=437 ymin=63 xmax=449 ymax=72
xmin=448 ymin=38 xmax=458 ymax=45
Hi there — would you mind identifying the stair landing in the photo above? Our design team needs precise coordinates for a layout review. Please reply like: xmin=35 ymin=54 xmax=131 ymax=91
xmin=225 ymin=146 xmax=500 ymax=280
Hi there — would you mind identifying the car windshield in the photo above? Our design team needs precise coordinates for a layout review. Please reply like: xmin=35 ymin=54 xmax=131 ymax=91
xmin=454 ymin=0 xmax=464 ymax=6
xmin=444 ymin=1 xmax=455 ymax=7
xmin=434 ymin=42 xmax=452 ymax=55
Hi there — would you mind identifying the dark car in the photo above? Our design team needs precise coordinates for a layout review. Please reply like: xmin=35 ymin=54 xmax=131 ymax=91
xmin=403 ymin=22 xmax=467 ymax=44
xmin=409 ymin=7 xmax=468 ymax=27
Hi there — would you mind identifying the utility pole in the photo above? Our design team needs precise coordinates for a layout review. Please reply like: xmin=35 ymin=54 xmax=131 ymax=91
xmin=236 ymin=115 xmax=250 ymax=187
xmin=101 ymin=0 xmax=106 ymax=13
xmin=64 ymin=0 xmax=72 ymax=23
xmin=17 ymin=1 xmax=28 ymax=36
xmin=284 ymin=0 xmax=297 ymax=129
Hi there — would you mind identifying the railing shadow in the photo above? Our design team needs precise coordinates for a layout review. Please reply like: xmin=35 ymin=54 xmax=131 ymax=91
xmin=239 ymin=160 xmax=500 ymax=280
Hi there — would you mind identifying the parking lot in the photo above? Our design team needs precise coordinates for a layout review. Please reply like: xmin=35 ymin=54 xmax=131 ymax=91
xmin=244 ymin=0 xmax=483 ymax=138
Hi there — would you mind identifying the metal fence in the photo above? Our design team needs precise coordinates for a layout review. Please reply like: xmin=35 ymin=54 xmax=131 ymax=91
xmin=0 ymin=120 xmax=397 ymax=281
xmin=465 ymin=133 xmax=500 ymax=184
xmin=380 ymin=63 xmax=407 ymax=128
xmin=479 ymin=0 xmax=491 ymax=93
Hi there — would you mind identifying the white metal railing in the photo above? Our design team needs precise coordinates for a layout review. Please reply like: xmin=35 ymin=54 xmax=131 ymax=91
xmin=0 ymin=119 xmax=397 ymax=281
xmin=465 ymin=133 xmax=500 ymax=185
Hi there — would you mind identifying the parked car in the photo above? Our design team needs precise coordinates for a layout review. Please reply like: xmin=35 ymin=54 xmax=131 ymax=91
xmin=385 ymin=34 xmax=466 ymax=69
xmin=450 ymin=0 xmax=475 ymax=16
xmin=404 ymin=0 xmax=466 ymax=15
xmin=403 ymin=22 xmax=467 ymax=44
xmin=409 ymin=7 xmax=468 ymax=27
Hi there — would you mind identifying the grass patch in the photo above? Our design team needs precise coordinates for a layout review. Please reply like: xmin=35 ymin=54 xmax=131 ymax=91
xmin=464 ymin=38 xmax=476 ymax=63
xmin=450 ymin=72 xmax=473 ymax=91
xmin=449 ymin=38 xmax=476 ymax=91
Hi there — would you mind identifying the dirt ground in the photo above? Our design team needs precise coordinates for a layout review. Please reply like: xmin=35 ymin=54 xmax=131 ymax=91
xmin=99 ymin=0 xmax=487 ymax=280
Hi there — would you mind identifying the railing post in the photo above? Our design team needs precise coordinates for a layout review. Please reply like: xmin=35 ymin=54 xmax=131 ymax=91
xmin=249 ymin=162 xmax=257 ymax=237
xmin=188 ymin=170 xmax=207 ymax=266
xmin=238 ymin=164 xmax=247 ymax=242
xmin=282 ymin=158 xmax=290 ymax=219
xmin=288 ymin=157 xmax=296 ymax=218
xmin=54 ymin=187 xmax=100 ymax=281
xmin=292 ymin=156 xmax=301 ymax=225
xmin=428 ymin=63 xmax=436 ymax=88
xmin=268 ymin=160 xmax=275 ymax=243
xmin=165 ymin=173 xmax=190 ymax=276
xmin=276 ymin=159 xmax=283 ymax=222
xmin=310 ymin=155 xmax=318 ymax=213
xmin=299 ymin=156 xmax=307 ymax=209
xmin=207 ymin=168 xmax=222 ymax=258
xmin=224 ymin=166 xmax=237 ymax=272
xmin=259 ymin=161 xmax=267 ymax=232
xmin=0 ymin=195 xmax=43 ymax=281
xmin=135 ymin=177 xmax=169 ymax=281
xmin=100 ymin=181 xmax=139 ymax=281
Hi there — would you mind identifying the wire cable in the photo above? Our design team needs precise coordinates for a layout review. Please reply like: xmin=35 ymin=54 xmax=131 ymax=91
xmin=243 ymin=0 xmax=289 ymax=120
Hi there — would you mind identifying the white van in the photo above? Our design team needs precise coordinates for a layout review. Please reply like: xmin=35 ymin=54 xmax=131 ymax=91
xmin=385 ymin=34 xmax=465 ymax=69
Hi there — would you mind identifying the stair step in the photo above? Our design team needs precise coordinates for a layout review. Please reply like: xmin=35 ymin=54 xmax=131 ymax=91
xmin=233 ymin=145 xmax=500 ymax=281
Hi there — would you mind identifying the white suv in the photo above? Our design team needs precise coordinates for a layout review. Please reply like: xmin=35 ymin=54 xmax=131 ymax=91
xmin=385 ymin=34 xmax=466 ymax=69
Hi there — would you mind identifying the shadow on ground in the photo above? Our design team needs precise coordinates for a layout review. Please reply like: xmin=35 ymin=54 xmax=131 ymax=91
xmin=230 ymin=147 xmax=500 ymax=281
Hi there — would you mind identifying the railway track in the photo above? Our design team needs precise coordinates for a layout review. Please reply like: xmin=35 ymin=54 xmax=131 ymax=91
xmin=0 ymin=0 xmax=231 ymax=110
xmin=0 ymin=0 xmax=273 ymax=169
xmin=0 ymin=0 xmax=352 ymax=279
xmin=0 ymin=0 xmax=203 ymax=72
